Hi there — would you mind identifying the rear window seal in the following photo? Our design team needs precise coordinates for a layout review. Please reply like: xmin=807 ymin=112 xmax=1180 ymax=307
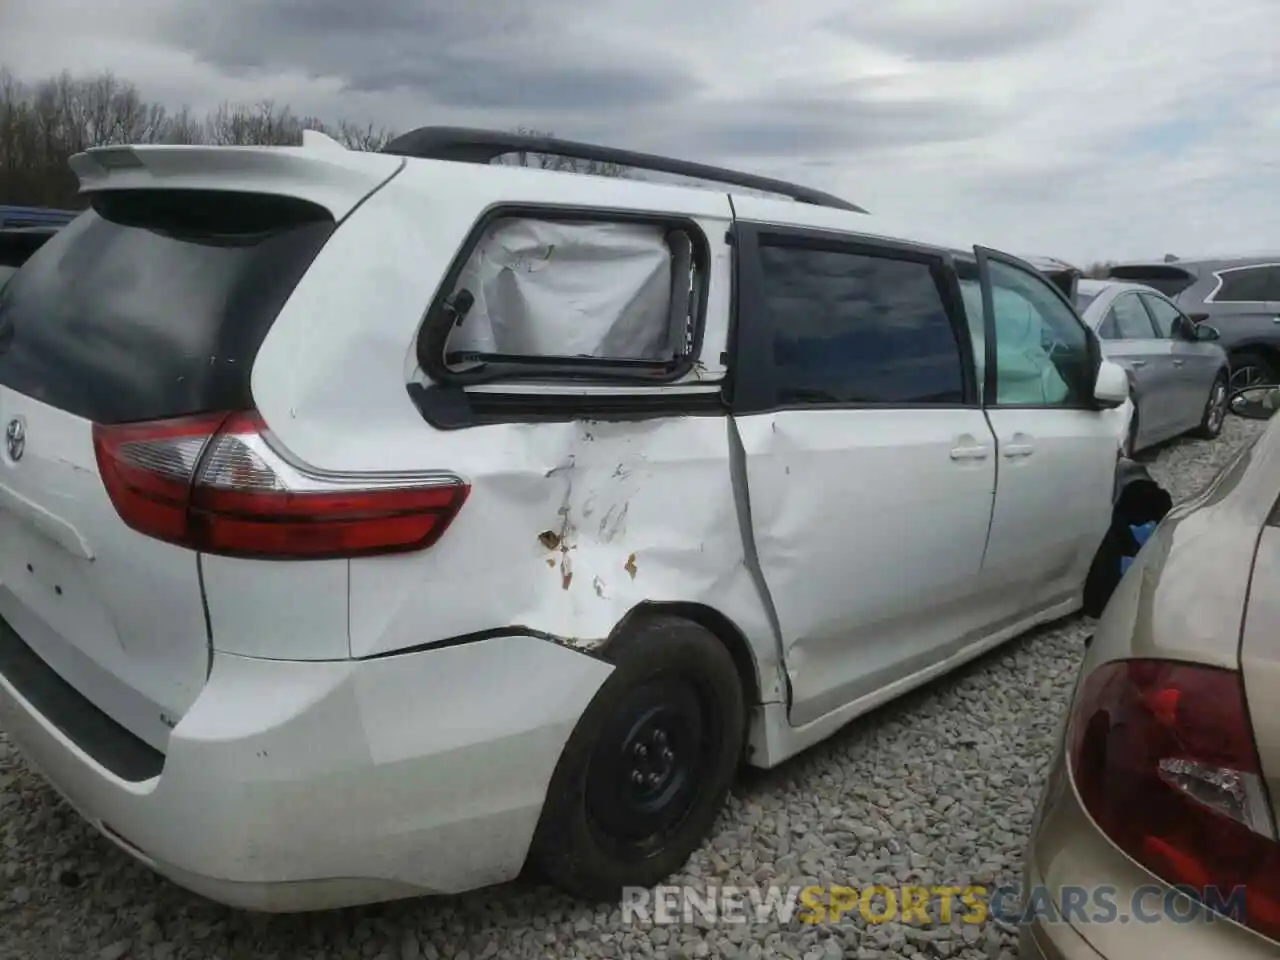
xmin=406 ymin=381 xmax=726 ymax=429
xmin=415 ymin=203 xmax=711 ymax=388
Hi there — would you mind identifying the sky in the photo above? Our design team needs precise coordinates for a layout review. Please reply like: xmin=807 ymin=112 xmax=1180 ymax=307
xmin=2 ymin=0 xmax=1276 ymax=265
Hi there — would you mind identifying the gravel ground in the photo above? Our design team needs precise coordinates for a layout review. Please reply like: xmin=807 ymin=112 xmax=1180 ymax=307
xmin=0 ymin=417 xmax=1267 ymax=960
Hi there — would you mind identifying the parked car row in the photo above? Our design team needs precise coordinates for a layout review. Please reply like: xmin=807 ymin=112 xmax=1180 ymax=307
xmin=1073 ymin=278 xmax=1229 ymax=455
xmin=1107 ymin=257 xmax=1280 ymax=390
xmin=0 ymin=133 xmax=1270 ymax=958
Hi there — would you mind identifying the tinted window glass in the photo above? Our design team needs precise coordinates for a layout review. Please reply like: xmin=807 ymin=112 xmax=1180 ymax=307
xmin=760 ymin=244 xmax=964 ymax=405
xmin=1216 ymin=267 xmax=1273 ymax=303
xmin=986 ymin=260 xmax=1091 ymax=406
xmin=1106 ymin=265 xmax=1196 ymax=297
xmin=0 ymin=192 xmax=334 ymax=424
xmin=1111 ymin=295 xmax=1158 ymax=339
xmin=1097 ymin=313 xmax=1119 ymax=339
xmin=1139 ymin=294 xmax=1183 ymax=338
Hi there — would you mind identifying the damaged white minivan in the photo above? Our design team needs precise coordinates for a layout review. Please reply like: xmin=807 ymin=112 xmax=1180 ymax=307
xmin=0 ymin=127 xmax=1168 ymax=911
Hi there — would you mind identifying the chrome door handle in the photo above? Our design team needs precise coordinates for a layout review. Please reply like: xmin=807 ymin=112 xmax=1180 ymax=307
xmin=950 ymin=445 xmax=989 ymax=461
xmin=1131 ymin=360 xmax=1146 ymax=368
xmin=1173 ymin=359 xmax=1185 ymax=367
xmin=1272 ymin=316 xmax=1280 ymax=324
xmin=1003 ymin=444 xmax=1035 ymax=458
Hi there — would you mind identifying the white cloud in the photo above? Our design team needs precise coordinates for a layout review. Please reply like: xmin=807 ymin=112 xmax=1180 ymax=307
xmin=0 ymin=0 xmax=1275 ymax=263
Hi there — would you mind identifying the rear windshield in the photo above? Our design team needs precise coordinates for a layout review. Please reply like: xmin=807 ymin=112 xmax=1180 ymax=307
xmin=0 ymin=230 xmax=55 ymax=269
xmin=1105 ymin=265 xmax=1196 ymax=297
xmin=0 ymin=191 xmax=334 ymax=424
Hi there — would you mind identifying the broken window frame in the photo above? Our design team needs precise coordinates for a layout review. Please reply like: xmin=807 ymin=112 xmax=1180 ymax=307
xmin=415 ymin=205 xmax=711 ymax=387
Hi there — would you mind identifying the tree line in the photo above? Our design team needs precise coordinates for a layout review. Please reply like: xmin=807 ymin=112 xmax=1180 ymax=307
xmin=0 ymin=69 xmax=623 ymax=209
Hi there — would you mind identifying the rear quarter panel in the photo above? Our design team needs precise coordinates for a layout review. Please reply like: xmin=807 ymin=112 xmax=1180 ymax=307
xmin=246 ymin=169 xmax=781 ymax=698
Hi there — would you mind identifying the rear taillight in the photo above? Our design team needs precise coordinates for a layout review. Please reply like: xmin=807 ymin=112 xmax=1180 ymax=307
xmin=1069 ymin=659 xmax=1280 ymax=939
xmin=92 ymin=411 xmax=469 ymax=560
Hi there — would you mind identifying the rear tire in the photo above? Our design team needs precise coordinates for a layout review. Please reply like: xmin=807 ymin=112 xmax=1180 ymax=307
xmin=1191 ymin=373 xmax=1228 ymax=439
xmin=1229 ymin=350 xmax=1277 ymax=391
xmin=531 ymin=616 xmax=745 ymax=901
xmin=1123 ymin=399 xmax=1141 ymax=458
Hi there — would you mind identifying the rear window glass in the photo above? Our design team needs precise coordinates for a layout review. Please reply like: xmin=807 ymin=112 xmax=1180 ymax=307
xmin=427 ymin=214 xmax=705 ymax=383
xmin=1105 ymin=265 xmax=1196 ymax=297
xmin=0 ymin=192 xmax=334 ymax=424
xmin=1215 ymin=266 xmax=1277 ymax=303
xmin=0 ymin=230 xmax=55 ymax=269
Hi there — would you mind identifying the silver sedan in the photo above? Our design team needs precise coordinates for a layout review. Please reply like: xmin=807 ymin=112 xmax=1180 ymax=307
xmin=1075 ymin=279 xmax=1230 ymax=454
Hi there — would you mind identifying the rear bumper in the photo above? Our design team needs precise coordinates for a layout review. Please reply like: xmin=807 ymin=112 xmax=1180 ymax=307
xmin=1020 ymin=751 xmax=1277 ymax=959
xmin=0 ymin=633 xmax=613 ymax=911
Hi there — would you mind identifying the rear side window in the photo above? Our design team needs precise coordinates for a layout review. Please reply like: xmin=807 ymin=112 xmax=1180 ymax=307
xmin=1214 ymin=266 xmax=1280 ymax=303
xmin=424 ymin=215 xmax=706 ymax=384
xmin=1106 ymin=265 xmax=1196 ymax=298
xmin=1110 ymin=295 xmax=1158 ymax=339
xmin=0 ymin=192 xmax=334 ymax=424
xmin=1139 ymin=294 xmax=1184 ymax=337
xmin=758 ymin=243 xmax=965 ymax=405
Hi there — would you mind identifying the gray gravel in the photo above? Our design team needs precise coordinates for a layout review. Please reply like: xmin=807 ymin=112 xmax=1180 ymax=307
xmin=0 ymin=417 xmax=1266 ymax=960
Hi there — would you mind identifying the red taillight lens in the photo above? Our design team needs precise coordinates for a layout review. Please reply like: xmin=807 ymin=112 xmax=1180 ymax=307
xmin=1069 ymin=659 xmax=1280 ymax=939
xmin=93 ymin=412 xmax=469 ymax=559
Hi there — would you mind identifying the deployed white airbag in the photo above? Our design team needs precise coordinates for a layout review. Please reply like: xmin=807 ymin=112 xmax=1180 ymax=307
xmin=445 ymin=218 xmax=686 ymax=361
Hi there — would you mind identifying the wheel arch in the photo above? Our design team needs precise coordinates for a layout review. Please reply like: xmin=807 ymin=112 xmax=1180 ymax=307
xmin=1084 ymin=459 xmax=1174 ymax=617
xmin=603 ymin=601 xmax=764 ymax=708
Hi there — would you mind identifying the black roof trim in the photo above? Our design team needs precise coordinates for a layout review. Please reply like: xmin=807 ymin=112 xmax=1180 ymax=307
xmin=381 ymin=126 xmax=868 ymax=214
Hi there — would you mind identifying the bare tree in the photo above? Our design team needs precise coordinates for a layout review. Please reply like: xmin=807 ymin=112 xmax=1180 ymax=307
xmin=0 ymin=71 xmax=407 ymax=206
xmin=0 ymin=70 xmax=628 ymax=209
xmin=498 ymin=126 xmax=628 ymax=178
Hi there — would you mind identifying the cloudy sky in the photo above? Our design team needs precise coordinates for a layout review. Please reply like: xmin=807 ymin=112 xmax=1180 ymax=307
xmin=3 ymin=0 xmax=1276 ymax=264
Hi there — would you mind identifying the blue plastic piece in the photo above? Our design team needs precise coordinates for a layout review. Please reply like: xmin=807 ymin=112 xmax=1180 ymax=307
xmin=1118 ymin=521 xmax=1159 ymax=576
xmin=1130 ymin=521 xmax=1158 ymax=548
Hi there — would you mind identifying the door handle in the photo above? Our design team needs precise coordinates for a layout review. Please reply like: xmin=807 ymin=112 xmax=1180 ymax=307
xmin=1173 ymin=359 xmax=1185 ymax=367
xmin=950 ymin=445 xmax=989 ymax=461
xmin=1131 ymin=360 xmax=1146 ymax=368
xmin=1003 ymin=443 xmax=1035 ymax=458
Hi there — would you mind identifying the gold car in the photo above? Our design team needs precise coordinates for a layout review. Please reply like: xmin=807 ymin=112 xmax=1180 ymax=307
xmin=1021 ymin=385 xmax=1280 ymax=959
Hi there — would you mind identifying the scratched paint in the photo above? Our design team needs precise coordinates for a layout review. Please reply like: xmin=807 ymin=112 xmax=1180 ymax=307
xmin=343 ymin=415 xmax=781 ymax=707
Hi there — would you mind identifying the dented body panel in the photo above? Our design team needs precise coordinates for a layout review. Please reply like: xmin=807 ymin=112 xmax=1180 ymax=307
xmin=344 ymin=415 xmax=779 ymax=698
xmin=249 ymin=167 xmax=784 ymax=701
xmin=735 ymin=408 xmax=998 ymax=726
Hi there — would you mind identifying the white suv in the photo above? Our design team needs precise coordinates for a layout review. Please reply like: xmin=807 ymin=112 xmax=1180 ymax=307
xmin=0 ymin=127 xmax=1164 ymax=912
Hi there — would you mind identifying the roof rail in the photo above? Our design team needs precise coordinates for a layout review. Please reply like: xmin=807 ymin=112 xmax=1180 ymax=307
xmin=381 ymin=126 xmax=867 ymax=214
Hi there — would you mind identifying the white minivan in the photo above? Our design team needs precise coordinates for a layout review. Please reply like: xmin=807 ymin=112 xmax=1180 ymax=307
xmin=0 ymin=128 xmax=1167 ymax=911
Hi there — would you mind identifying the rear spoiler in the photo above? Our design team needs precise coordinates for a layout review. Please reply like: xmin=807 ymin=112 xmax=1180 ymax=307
xmin=68 ymin=134 xmax=405 ymax=222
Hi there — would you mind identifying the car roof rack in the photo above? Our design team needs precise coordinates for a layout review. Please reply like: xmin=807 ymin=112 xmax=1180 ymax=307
xmin=381 ymin=126 xmax=867 ymax=214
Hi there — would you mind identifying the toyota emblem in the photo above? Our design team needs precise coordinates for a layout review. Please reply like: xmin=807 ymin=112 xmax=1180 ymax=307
xmin=5 ymin=417 xmax=25 ymax=462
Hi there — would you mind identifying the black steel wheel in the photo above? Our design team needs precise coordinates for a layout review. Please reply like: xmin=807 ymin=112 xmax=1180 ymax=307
xmin=531 ymin=615 xmax=744 ymax=900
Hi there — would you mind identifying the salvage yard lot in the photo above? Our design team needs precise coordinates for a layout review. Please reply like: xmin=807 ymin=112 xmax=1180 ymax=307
xmin=0 ymin=417 xmax=1267 ymax=960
